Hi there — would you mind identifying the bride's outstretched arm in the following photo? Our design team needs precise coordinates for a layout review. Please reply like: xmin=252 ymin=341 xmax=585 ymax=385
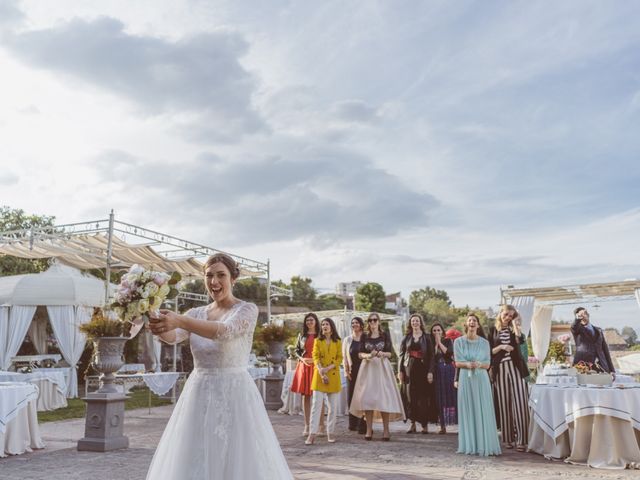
xmin=149 ymin=304 xmax=257 ymax=341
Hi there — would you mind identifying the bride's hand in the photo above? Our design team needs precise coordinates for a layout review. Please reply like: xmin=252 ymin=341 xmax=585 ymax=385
xmin=148 ymin=310 xmax=180 ymax=335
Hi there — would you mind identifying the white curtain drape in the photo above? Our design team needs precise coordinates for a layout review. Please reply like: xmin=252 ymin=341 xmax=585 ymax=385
xmin=531 ymin=304 xmax=554 ymax=366
xmin=636 ymin=288 xmax=640 ymax=311
xmin=47 ymin=305 xmax=91 ymax=398
xmin=0 ymin=306 xmax=10 ymax=370
xmin=28 ymin=313 xmax=48 ymax=354
xmin=389 ymin=317 xmax=405 ymax=356
xmin=2 ymin=306 xmax=36 ymax=371
xmin=510 ymin=295 xmax=535 ymax=337
xmin=335 ymin=311 xmax=351 ymax=341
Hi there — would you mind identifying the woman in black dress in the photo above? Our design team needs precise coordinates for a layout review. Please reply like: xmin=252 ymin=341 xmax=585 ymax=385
xmin=398 ymin=313 xmax=436 ymax=433
xmin=430 ymin=322 xmax=457 ymax=434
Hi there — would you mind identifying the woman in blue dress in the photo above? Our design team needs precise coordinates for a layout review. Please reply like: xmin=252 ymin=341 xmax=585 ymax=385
xmin=454 ymin=313 xmax=501 ymax=457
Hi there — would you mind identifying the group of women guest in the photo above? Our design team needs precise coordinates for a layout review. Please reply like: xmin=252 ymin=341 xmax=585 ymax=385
xmin=291 ymin=304 xmax=530 ymax=454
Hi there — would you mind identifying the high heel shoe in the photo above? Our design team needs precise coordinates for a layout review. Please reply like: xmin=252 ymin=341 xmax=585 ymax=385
xmin=317 ymin=425 xmax=326 ymax=437
xmin=382 ymin=435 xmax=390 ymax=441
xmin=304 ymin=435 xmax=315 ymax=445
xmin=302 ymin=425 xmax=309 ymax=436
xmin=406 ymin=424 xmax=417 ymax=434
xmin=327 ymin=435 xmax=336 ymax=443
xmin=364 ymin=433 xmax=373 ymax=441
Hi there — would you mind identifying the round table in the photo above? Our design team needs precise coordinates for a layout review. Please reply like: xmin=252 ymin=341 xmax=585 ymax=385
xmin=0 ymin=382 xmax=44 ymax=457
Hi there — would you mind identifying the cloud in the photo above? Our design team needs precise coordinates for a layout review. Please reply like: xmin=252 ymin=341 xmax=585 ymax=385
xmin=0 ymin=171 xmax=19 ymax=185
xmin=93 ymin=146 xmax=438 ymax=245
xmin=331 ymin=100 xmax=378 ymax=123
xmin=4 ymin=15 xmax=264 ymax=142
xmin=0 ymin=0 xmax=23 ymax=30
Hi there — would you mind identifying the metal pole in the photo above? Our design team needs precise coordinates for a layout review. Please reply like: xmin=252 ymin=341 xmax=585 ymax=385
xmin=104 ymin=210 xmax=115 ymax=303
xmin=266 ymin=259 xmax=271 ymax=324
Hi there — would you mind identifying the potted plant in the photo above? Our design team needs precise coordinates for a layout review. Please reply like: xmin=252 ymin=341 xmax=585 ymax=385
xmin=79 ymin=308 xmax=130 ymax=394
xmin=255 ymin=323 xmax=292 ymax=376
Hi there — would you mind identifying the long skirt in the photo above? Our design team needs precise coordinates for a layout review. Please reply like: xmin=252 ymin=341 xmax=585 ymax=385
xmin=350 ymin=357 xmax=405 ymax=422
xmin=400 ymin=358 xmax=438 ymax=425
xmin=435 ymin=361 xmax=457 ymax=426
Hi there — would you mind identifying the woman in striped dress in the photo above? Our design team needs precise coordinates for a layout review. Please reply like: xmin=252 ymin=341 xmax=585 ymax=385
xmin=488 ymin=305 xmax=530 ymax=451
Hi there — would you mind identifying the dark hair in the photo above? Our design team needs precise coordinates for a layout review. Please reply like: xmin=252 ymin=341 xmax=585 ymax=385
xmin=405 ymin=313 xmax=425 ymax=335
xmin=320 ymin=317 xmax=341 ymax=342
xmin=573 ymin=306 xmax=586 ymax=317
xmin=302 ymin=312 xmax=320 ymax=336
xmin=351 ymin=316 xmax=364 ymax=330
xmin=430 ymin=322 xmax=445 ymax=336
xmin=203 ymin=253 xmax=241 ymax=280
xmin=465 ymin=313 xmax=486 ymax=338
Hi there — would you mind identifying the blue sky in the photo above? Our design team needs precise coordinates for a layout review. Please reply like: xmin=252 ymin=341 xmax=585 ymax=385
xmin=1 ymin=0 xmax=639 ymax=330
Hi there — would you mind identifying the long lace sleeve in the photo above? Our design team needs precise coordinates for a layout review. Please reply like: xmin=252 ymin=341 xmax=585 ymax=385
xmin=216 ymin=302 xmax=258 ymax=341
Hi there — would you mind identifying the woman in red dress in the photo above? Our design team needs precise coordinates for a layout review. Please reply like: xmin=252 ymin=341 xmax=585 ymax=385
xmin=291 ymin=312 xmax=323 ymax=435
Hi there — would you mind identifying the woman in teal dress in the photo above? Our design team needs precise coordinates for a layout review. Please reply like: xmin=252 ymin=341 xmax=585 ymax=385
xmin=454 ymin=313 xmax=501 ymax=457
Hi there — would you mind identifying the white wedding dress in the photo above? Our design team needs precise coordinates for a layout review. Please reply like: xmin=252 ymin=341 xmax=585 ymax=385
xmin=146 ymin=301 xmax=293 ymax=480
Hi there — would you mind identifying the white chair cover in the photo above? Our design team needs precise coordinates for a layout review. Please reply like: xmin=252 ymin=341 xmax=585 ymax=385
xmin=2 ymin=306 xmax=37 ymax=371
xmin=47 ymin=306 xmax=91 ymax=398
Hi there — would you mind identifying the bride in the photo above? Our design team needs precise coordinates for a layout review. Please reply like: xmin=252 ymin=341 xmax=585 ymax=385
xmin=147 ymin=253 xmax=293 ymax=479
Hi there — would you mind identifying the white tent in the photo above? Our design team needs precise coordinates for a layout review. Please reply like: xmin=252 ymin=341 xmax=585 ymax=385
xmin=0 ymin=263 xmax=111 ymax=397
xmin=502 ymin=279 xmax=640 ymax=368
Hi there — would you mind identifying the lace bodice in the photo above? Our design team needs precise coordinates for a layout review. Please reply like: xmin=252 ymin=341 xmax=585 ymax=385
xmin=175 ymin=301 xmax=258 ymax=369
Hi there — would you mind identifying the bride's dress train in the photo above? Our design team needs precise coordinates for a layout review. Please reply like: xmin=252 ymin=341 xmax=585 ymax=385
xmin=146 ymin=302 xmax=293 ymax=480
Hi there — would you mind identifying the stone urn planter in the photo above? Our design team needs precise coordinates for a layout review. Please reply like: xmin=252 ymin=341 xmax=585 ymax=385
xmin=93 ymin=336 xmax=129 ymax=393
xmin=266 ymin=341 xmax=286 ymax=376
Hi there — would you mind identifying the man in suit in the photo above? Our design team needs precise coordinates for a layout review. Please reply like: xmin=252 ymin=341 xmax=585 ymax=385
xmin=571 ymin=307 xmax=615 ymax=373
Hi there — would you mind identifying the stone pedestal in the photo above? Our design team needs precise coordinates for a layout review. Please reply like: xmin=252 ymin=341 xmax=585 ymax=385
xmin=262 ymin=375 xmax=284 ymax=410
xmin=77 ymin=392 xmax=129 ymax=452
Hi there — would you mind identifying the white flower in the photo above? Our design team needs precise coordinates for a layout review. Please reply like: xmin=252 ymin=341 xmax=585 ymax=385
xmin=129 ymin=264 xmax=144 ymax=276
xmin=138 ymin=299 xmax=150 ymax=314
xmin=158 ymin=284 xmax=170 ymax=298
xmin=146 ymin=283 xmax=159 ymax=296
xmin=151 ymin=296 xmax=163 ymax=311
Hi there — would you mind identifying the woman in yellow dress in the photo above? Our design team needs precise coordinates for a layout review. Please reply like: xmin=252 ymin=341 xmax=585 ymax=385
xmin=305 ymin=317 xmax=343 ymax=445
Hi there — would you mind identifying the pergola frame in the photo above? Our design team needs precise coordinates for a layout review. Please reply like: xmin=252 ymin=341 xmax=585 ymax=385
xmin=0 ymin=211 xmax=290 ymax=321
xmin=501 ymin=279 xmax=640 ymax=306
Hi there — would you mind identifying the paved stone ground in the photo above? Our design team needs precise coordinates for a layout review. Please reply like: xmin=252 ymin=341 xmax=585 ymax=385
xmin=1 ymin=405 xmax=638 ymax=480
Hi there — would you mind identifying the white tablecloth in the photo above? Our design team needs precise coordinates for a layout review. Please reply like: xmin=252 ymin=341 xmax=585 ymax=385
xmin=528 ymin=384 xmax=640 ymax=469
xmin=33 ymin=367 xmax=72 ymax=397
xmin=116 ymin=372 xmax=181 ymax=396
xmin=0 ymin=382 xmax=44 ymax=457
xmin=278 ymin=368 xmax=349 ymax=416
xmin=536 ymin=375 xmax=577 ymax=385
xmin=0 ymin=371 xmax=68 ymax=411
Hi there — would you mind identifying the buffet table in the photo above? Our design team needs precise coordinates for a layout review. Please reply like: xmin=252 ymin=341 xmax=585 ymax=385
xmin=528 ymin=383 xmax=640 ymax=469
xmin=278 ymin=368 xmax=349 ymax=416
xmin=0 ymin=371 xmax=68 ymax=411
xmin=0 ymin=382 xmax=44 ymax=457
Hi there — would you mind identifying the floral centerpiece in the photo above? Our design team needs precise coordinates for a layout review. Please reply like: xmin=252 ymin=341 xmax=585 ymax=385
xmin=574 ymin=360 xmax=612 ymax=386
xmin=110 ymin=264 xmax=182 ymax=338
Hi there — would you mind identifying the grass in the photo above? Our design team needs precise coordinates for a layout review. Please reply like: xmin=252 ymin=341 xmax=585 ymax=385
xmin=37 ymin=387 xmax=173 ymax=423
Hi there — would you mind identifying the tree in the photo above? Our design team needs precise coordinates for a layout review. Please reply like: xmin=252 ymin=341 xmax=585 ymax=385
xmin=409 ymin=286 xmax=451 ymax=311
xmin=0 ymin=206 xmax=56 ymax=276
xmin=621 ymin=326 xmax=638 ymax=346
xmin=317 ymin=294 xmax=346 ymax=310
xmin=290 ymin=276 xmax=316 ymax=307
xmin=234 ymin=277 xmax=267 ymax=304
xmin=355 ymin=282 xmax=386 ymax=312
xmin=409 ymin=286 xmax=456 ymax=326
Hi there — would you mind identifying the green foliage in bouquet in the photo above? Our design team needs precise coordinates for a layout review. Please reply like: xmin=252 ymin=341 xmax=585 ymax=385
xmin=79 ymin=308 xmax=128 ymax=339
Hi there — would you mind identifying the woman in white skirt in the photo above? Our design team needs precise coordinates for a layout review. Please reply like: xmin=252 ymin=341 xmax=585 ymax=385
xmin=349 ymin=312 xmax=405 ymax=441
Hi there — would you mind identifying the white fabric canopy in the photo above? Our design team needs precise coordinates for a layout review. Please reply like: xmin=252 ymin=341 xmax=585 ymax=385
xmin=510 ymin=295 xmax=535 ymax=337
xmin=617 ymin=353 xmax=640 ymax=375
xmin=0 ymin=263 xmax=109 ymax=306
xmin=389 ymin=315 xmax=406 ymax=357
xmin=636 ymin=288 xmax=640 ymax=310
xmin=1 ymin=306 xmax=36 ymax=371
xmin=531 ymin=305 xmax=553 ymax=365
xmin=47 ymin=306 xmax=91 ymax=398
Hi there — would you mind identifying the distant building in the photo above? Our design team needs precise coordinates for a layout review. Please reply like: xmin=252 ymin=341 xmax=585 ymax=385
xmin=385 ymin=292 xmax=404 ymax=313
xmin=335 ymin=281 xmax=363 ymax=299
xmin=603 ymin=328 xmax=628 ymax=351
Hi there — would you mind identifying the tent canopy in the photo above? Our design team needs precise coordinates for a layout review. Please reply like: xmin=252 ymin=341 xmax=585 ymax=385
xmin=0 ymin=263 xmax=108 ymax=307
xmin=502 ymin=280 xmax=640 ymax=305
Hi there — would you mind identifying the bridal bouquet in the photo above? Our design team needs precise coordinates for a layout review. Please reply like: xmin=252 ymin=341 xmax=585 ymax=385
xmin=110 ymin=264 xmax=182 ymax=338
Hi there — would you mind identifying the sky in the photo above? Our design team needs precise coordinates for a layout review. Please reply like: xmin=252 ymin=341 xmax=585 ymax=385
xmin=1 ymin=0 xmax=639 ymax=331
